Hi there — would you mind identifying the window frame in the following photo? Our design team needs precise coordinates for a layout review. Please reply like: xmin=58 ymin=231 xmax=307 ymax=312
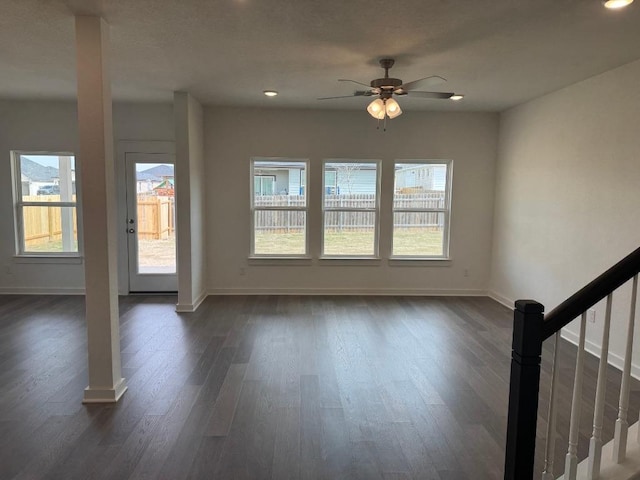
xmin=391 ymin=159 xmax=453 ymax=260
xmin=11 ymin=151 xmax=82 ymax=258
xmin=321 ymin=159 xmax=382 ymax=259
xmin=250 ymin=157 xmax=309 ymax=258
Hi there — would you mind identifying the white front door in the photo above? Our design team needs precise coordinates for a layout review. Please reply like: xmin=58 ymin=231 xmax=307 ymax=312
xmin=125 ymin=152 xmax=177 ymax=292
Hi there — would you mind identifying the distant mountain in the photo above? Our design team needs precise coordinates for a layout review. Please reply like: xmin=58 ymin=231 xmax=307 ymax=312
xmin=137 ymin=164 xmax=174 ymax=181
xmin=21 ymin=158 xmax=59 ymax=182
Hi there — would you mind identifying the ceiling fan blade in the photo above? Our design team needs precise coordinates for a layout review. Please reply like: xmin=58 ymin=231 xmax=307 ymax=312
xmin=406 ymin=91 xmax=455 ymax=99
xmin=317 ymin=90 xmax=374 ymax=100
xmin=317 ymin=94 xmax=365 ymax=100
xmin=400 ymin=75 xmax=447 ymax=91
xmin=338 ymin=78 xmax=373 ymax=88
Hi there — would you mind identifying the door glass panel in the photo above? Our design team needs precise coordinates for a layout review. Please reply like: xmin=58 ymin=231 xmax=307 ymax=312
xmin=135 ymin=163 xmax=176 ymax=274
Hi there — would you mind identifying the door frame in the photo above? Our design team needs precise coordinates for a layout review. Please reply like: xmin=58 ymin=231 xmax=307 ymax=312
xmin=116 ymin=141 xmax=175 ymax=295
xmin=125 ymin=152 xmax=177 ymax=292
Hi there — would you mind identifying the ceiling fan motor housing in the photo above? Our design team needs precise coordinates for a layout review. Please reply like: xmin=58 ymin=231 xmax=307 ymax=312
xmin=370 ymin=77 xmax=403 ymax=89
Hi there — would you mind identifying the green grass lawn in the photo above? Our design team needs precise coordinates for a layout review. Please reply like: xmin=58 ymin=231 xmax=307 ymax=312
xmin=25 ymin=238 xmax=78 ymax=253
xmin=255 ymin=228 xmax=443 ymax=256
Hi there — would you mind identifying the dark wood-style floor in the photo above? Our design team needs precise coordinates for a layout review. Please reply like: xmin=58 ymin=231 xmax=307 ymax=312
xmin=0 ymin=295 xmax=637 ymax=480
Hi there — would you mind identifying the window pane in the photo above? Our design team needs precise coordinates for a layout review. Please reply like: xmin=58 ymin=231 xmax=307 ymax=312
xmin=253 ymin=161 xmax=306 ymax=206
xmin=324 ymin=162 xmax=378 ymax=206
xmin=22 ymin=206 xmax=78 ymax=253
xmin=393 ymin=212 xmax=445 ymax=256
xmin=254 ymin=211 xmax=306 ymax=255
xmin=394 ymin=163 xmax=447 ymax=208
xmin=323 ymin=211 xmax=375 ymax=256
xmin=19 ymin=154 xmax=76 ymax=202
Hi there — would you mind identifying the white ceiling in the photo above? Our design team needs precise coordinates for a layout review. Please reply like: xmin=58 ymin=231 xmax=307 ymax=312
xmin=2 ymin=0 xmax=640 ymax=111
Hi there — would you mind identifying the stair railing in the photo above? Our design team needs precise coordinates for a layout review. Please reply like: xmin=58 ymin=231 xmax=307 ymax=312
xmin=504 ymin=246 xmax=640 ymax=480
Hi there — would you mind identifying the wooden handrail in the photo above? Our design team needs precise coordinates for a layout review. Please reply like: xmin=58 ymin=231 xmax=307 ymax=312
xmin=542 ymin=246 xmax=640 ymax=340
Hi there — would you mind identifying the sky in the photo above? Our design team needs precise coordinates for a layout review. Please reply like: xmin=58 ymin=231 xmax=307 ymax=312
xmin=23 ymin=155 xmax=73 ymax=168
xmin=22 ymin=155 xmax=170 ymax=173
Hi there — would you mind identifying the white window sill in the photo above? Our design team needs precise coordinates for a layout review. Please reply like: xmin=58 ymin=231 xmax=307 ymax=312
xmin=248 ymin=256 xmax=312 ymax=266
xmin=13 ymin=255 xmax=84 ymax=264
xmin=318 ymin=256 xmax=381 ymax=266
xmin=388 ymin=257 xmax=451 ymax=267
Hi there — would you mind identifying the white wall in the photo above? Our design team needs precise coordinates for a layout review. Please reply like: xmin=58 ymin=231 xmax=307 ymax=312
xmin=0 ymin=100 xmax=173 ymax=294
xmin=490 ymin=59 xmax=640 ymax=372
xmin=205 ymin=107 xmax=498 ymax=294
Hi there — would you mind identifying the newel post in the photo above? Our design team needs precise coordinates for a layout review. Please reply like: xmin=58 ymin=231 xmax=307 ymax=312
xmin=504 ymin=300 xmax=545 ymax=480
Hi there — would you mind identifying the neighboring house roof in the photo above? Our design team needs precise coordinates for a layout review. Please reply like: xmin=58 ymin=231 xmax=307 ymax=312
xmin=153 ymin=179 xmax=174 ymax=189
xmin=20 ymin=157 xmax=59 ymax=182
xmin=137 ymin=164 xmax=174 ymax=182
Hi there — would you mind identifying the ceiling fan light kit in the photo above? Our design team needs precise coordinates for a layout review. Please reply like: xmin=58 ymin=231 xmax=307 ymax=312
xmin=367 ymin=98 xmax=386 ymax=119
xmin=383 ymin=98 xmax=402 ymax=119
xmin=319 ymin=58 xmax=460 ymax=128
xmin=603 ymin=0 xmax=634 ymax=8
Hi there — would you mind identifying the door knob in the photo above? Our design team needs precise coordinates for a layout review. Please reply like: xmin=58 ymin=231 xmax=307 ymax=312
xmin=128 ymin=219 xmax=135 ymax=224
xmin=128 ymin=228 xmax=135 ymax=233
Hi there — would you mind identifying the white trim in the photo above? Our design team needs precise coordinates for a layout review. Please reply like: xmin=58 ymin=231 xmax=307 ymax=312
xmin=388 ymin=258 xmax=452 ymax=266
xmin=248 ymin=257 xmax=312 ymax=266
xmin=175 ymin=290 xmax=207 ymax=312
xmin=561 ymin=328 xmax=640 ymax=380
xmin=208 ymin=288 xmax=487 ymax=296
xmin=0 ymin=287 xmax=85 ymax=295
xmin=317 ymin=257 xmax=381 ymax=266
xmin=116 ymin=140 xmax=175 ymax=156
xmin=488 ymin=290 xmax=515 ymax=310
xmin=82 ymin=378 xmax=128 ymax=404
xmin=13 ymin=255 xmax=83 ymax=264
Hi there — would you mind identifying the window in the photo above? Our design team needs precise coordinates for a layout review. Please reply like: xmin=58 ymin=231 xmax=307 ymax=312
xmin=392 ymin=161 xmax=452 ymax=258
xmin=251 ymin=159 xmax=308 ymax=256
xmin=12 ymin=152 xmax=79 ymax=255
xmin=322 ymin=161 xmax=380 ymax=257
xmin=254 ymin=175 xmax=275 ymax=196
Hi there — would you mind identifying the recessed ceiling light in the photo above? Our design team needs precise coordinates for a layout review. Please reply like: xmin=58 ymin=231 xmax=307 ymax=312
xmin=450 ymin=94 xmax=464 ymax=101
xmin=263 ymin=90 xmax=278 ymax=97
xmin=603 ymin=0 xmax=634 ymax=9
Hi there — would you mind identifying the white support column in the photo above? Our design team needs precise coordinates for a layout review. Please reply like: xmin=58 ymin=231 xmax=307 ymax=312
xmin=588 ymin=294 xmax=613 ymax=480
xmin=542 ymin=332 xmax=561 ymax=480
xmin=75 ymin=16 xmax=127 ymax=403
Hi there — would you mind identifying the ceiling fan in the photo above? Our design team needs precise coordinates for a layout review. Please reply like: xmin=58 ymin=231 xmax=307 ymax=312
xmin=318 ymin=58 xmax=461 ymax=124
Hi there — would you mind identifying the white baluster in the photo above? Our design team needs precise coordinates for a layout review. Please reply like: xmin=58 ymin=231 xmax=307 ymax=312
xmin=542 ymin=332 xmax=561 ymax=480
xmin=614 ymin=275 xmax=638 ymax=462
xmin=565 ymin=312 xmax=587 ymax=480
xmin=587 ymin=294 xmax=613 ymax=480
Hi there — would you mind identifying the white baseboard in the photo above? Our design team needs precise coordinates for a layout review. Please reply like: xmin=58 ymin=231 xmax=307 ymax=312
xmin=207 ymin=287 xmax=488 ymax=296
xmin=487 ymin=290 xmax=515 ymax=310
xmin=175 ymin=290 xmax=207 ymax=312
xmin=82 ymin=378 xmax=128 ymax=404
xmin=0 ymin=287 xmax=85 ymax=295
xmin=561 ymin=329 xmax=640 ymax=380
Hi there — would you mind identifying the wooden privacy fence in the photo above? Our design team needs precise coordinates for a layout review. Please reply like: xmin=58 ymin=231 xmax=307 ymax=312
xmin=23 ymin=196 xmax=77 ymax=247
xmin=254 ymin=192 xmax=445 ymax=232
xmin=23 ymin=195 xmax=175 ymax=247
xmin=136 ymin=195 xmax=175 ymax=240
